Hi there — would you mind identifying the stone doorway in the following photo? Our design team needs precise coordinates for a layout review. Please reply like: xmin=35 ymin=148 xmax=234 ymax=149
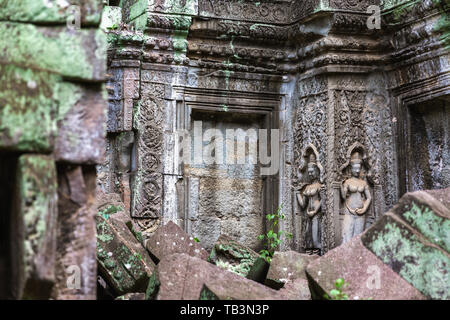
xmin=169 ymin=88 xmax=282 ymax=251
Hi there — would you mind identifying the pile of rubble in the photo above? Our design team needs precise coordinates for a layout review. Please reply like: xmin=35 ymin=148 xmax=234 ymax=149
xmin=96 ymin=188 xmax=449 ymax=300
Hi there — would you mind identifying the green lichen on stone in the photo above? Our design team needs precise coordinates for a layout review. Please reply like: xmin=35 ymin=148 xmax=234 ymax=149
xmin=96 ymin=218 xmax=115 ymax=243
xmin=381 ymin=0 xmax=420 ymax=24
xmin=366 ymin=217 xmax=450 ymax=300
xmin=0 ymin=65 xmax=61 ymax=151
xmin=433 ymin=0 xmax=450 ymax=51
xmin=199 ymin=285 xmax=219 ymax=300
xmin=210 ymin=241 xmax=259 ymax=278
xmin=0 ymin=22 xmax=106 ymax=80
xmin=145 ymin=271 xmax=160 ymax=299
xmin=98 ymin=204 xmax=123 ymax=220
xmin=0 ymin=0 xmax=103 ymax=25
xmin=100 ymin=5 xmax=123 ymax=32
xmin=402 ymin=202 xmax=450 ymax=253
xmin=129 ymin=0 xmax=148 ymax=29
xmin=17 ymin=155 xmax=57 ymax=278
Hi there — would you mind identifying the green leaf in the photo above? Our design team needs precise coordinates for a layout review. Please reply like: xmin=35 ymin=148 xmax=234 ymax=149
xmin=258 ymin=235 xmax=265 ymax=240
xmin=335 ymin=278 xmax=345 ymax=289
xmin=193 ymin=237 xmax=200 ymax=243
xmin=330 ymin=289 xmax=340 ymax=297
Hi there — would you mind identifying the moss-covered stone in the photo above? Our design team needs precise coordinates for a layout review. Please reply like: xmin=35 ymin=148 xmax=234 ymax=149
xmin=0 ymin=22 xmax=107 ymax=81
xmin=11 ymin=155 xmax=58 ymax=299
xmin=0 ymin=65 xmax=58 ymax=152
xmin=0 ymin=0 xmax=103 ymax=26
xmin=100 ymin=5 xmax=122 ymax=32
xmin=209 ymin=235 xmax=260 ymax=278
xmin=363 ymin=213 xmax=449 ymax=300
xmin=96 ymin=209 xmax=156 ymax=296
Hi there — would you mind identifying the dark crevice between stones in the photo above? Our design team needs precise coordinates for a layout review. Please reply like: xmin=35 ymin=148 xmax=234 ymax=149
xmin=0 ymin=153 xmax=18 ymax=299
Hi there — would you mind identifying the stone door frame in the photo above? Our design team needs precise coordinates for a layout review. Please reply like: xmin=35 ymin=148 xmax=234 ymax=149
xmin=165 ymin=86 xmax=283 ymax=237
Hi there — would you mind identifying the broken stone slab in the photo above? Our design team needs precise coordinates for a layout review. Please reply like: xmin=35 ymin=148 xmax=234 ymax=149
xmin=246 ymin=256 xmax=270 ymax=284
xmin=265 ymin=251 xmax=319 ymax=289
xmin=150 ymin=253 xmax=289 ymax=300
xmin=145 ymin=221 xmax=209 ymax=263
xmin=0 ymin=0 xmax=104 ymax=26
xmin=0 ymin=22 xmax=107 ymax=81
xmin=362 ymin=188 xmax=450 ymax=300
xmin=115 ymin=293 xmax=146 ymax=300
xmin=51 ymin=165 xmax=97 ymax=300
xmin=306 ymin=235 xmax=427 ymax=300
xmin=96 ymin=190 xmax=142 ymax=243
xmin=96 ymin=202 xmax=156 ymax=296
xmin=208 ymin=235 xmax=260 ymax=278
xmin=278 ymin=278 xmax=311 ymax=300
xmin=10 ymin=155 xmax=58 ymax=299
xmin=54 ymin=82 xmax=106 ymax=164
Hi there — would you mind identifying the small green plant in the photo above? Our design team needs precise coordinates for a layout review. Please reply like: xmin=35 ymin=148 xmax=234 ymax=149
xmin=193 ymin=237 xmax=200 ymax=243
xmin=258 ymin=206 xmax=293 ymax=263
xmin=324 ymin=278 xmax=349 ymax=300
xmin=98 ymin=205 xmax=122 ymax=220
xmin=107 ymin=23 xmax=120 ymax=30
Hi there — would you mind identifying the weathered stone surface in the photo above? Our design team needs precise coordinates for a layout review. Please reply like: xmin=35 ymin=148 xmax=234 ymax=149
xmin=278 ymin=278 xmax=311 ymax=300
xmin=0 ymin=22 xmax=107 ymax=81
xmin=0 ymin=65 xmax=59 ymax=152
xmin=265 ymin=251 xmax=319 ymax=289
xmin=209 ymin=235 xmax=260 ymax=278
xmin=51 ymin=165 xmax=97 ymax=300
xmin=100 ymin=5 xmax=122 ymax=32
xmin=10 ymin=155 xmax=58 ymax=299
xmin=54 ymin=83 xmax=107 ymax=164
xmin=0 ymin=0 xmax=103 ymax=25
xmin=306 ymin=235 xmax=426 ymax=300
xmin=115 ymin=292 xmax=146 ymax=300
xmin=151 ymin=253 xmax=288 ymax=300
xmin=96 ymin=201 xmax=155 ymax=296
xmin=362 ymin=189 xmax=450 ymax=300
xmin=145 ymin=221 xmax=208 ymax=263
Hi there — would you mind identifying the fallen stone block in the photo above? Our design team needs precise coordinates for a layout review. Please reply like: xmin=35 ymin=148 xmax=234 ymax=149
xmin=145 ymin=221 xmax=209 ymax=263
xmin=362 ymin=188 xmax=450 ymax=300
xmin=306 ymin=235 xmax=427 ymax=300
xmin=96 ymin=202 xmax=155 ymax=296
xmin=54 ymin=83 xmax=106 ymax=164
xmin=51 ymin=165 xmax=97 ymax=300
xmin=149 ymin=253 xmax=289 ymax=300
xmin=265 ymin=250 xmax=319 ymax=289
xmin=209 ymin=235 xmax=260 ymax=278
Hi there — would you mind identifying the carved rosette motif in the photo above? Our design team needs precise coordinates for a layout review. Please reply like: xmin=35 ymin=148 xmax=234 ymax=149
xmin=132 ymin=82 xmax=166 ymax=218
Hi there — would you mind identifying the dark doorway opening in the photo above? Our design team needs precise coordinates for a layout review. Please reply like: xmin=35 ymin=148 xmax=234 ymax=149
xmin=0 ymin=153 xmax=18 ymax=299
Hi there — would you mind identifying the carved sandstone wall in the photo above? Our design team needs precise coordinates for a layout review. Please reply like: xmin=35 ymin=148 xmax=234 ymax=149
xmin=101 ymin=0 xmax=449 ymax=254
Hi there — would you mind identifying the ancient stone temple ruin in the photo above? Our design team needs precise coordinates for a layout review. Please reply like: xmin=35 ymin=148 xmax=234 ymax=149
xmin=100 ymin=0 xmax=449 ymax=254
xmin=0 ymin=0 xmax=449 ymax=300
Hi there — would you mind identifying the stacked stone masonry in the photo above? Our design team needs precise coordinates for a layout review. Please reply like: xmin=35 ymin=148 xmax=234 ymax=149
xmin=0 ymin=0 xmax=108 ymax=299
